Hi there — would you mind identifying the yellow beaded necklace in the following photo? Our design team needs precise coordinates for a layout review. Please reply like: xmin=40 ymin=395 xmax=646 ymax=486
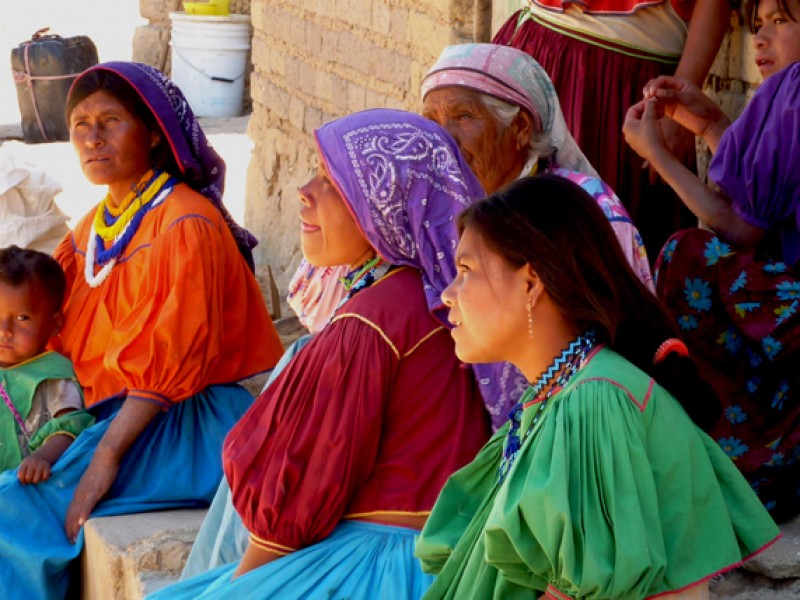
xmin=93 ymin=170 xmax=172 ymax=242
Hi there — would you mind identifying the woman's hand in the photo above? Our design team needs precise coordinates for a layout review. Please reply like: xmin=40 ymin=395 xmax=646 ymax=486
xmin=642 ymin=76 xmax=730 ymax=152
xmin=623 ymin=99 xmax=670 ymax=165
xmin=63 ymin=398 xmax=162 ymax=543
xmin=65 ymin=449 xmax=120 ymax=542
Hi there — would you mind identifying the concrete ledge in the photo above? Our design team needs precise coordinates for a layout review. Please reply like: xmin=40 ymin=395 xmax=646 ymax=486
xmin=80 ymin=508 xmax=207 ymax=600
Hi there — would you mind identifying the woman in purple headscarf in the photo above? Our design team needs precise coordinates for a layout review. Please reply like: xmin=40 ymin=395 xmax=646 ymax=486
xmin=0 ymin=62 xmax=284 ymax=599
xmin=623 ymin=8 xmax=800 ymax=521
xmin=146 ymin=108 xmax=492 ymax=600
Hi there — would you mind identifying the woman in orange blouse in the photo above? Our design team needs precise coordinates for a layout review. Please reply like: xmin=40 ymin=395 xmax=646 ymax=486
xmin=0 ymin=62 xmax=283 ymax=600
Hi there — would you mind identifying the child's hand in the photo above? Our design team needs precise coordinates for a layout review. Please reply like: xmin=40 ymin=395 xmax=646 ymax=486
xmin=17 ymin=455 xmax=52 ymax=485
xmin=642 ymin=76 xmax=728 ymax=141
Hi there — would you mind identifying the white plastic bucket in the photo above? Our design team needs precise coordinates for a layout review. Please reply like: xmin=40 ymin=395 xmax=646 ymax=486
xmin=169 ymin=12 xmax=251 ymax=117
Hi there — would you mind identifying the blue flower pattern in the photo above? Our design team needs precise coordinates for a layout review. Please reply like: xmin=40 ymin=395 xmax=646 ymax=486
xmin=762 ymin=336 xmax=782 ymax=361
xmin=684 ymin=278 xmax=712 ymax=312
xmin=725 ymin=404 xmax=747 ymax=425
xmin=729 ymin=271 xmax=747 ymax=293
xmin=775 ymin=300 xmax=798 ymax=325
xmin=764 ymin=262 xmax=787 ymax=274
xmin=772 ymin=381 xmax=789 ymax=410
xmin=719 ymin=436 xmax=749 ymax=459
xmin=704 ymin=237 xmax=733 ymax=266
xmin=776 ymin=280 xmax=800 ymax=300
xmin=661 ymin=231 xmax=800 ymax=516
xmin=734 ymin=302 xmax=761 ymax=318
xmin=717 ymin=327 xmax=741 ymax=354
xmin=661 ymin=239 xmax=677 ymax=264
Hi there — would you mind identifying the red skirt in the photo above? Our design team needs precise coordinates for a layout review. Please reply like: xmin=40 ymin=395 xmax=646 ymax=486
xmin=493 ymin=11 xmax=698 ymax=260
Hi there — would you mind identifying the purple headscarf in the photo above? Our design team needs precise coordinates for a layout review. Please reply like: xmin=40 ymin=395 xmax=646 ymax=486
xmin=709 ymin=62 xmax=800 ymax=265
xmin=315 ymin=108 xmax=484 ymax=323
xmin=68 ymin=61 xmax=257 ymax=260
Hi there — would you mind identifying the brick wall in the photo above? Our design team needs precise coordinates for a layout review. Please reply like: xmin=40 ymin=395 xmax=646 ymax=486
xmin=245 ymin=2 xmax=759 ymax=300
xmin=245 ymin=0 xmax=479 ymax=294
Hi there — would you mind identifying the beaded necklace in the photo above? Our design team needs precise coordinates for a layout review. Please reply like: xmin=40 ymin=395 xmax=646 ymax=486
xmin=335 ymin=255 xmax=392 ymax=311
xmin=84 ymin=170 xmax=176 ymax=288
xmin=93 ymin=170 xmax=171 ymax=241
xmin=497 ymin=330 xmax=597 ymax=483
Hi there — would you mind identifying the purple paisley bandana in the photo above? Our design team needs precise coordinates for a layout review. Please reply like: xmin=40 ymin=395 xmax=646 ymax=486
xmin=315 ymin=108 xmax=485 ymax=323
xmin=69 ymin=61 xmax=257 ymax=258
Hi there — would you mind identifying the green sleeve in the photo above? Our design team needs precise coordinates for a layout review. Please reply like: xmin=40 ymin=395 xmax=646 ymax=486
xmin=483 ymin=379 xmax=780 ymax=598
xmin=415 ymin=422 xmax=508 ymax=575
xmin=29 ymin=409 xmax=95 ymax=451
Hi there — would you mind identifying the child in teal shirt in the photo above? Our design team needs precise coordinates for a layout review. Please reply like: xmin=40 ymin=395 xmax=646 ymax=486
xmin=0 ymin=245 xmax=92 ymax=483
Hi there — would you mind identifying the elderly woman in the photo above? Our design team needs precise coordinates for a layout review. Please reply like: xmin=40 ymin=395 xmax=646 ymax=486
xmin=420 ymin=42 xmax=653 ymax=427
xmin=0 ymin=62 xmax=284 ymax=599
xmin=290 ymin=45 xmax=653 ymax=342
xmin=146 ymin=109 xmax=491 ymax=600
xmin=416 ymin=174 xmax=779 ymax=599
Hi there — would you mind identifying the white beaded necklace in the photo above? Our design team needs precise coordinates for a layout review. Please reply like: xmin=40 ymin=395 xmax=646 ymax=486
xmin=83 ymin=185 xmax=172 ymax=288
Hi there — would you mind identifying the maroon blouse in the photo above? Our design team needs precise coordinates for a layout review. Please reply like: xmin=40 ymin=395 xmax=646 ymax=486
xmin=223 ymin=267 xmax=491 ymax=554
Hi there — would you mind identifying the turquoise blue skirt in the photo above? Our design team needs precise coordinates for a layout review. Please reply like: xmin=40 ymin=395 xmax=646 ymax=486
xmin=181 ymin=334 xmax=313 ymax=579
xmin=147 ymin=520 xmax=434 ymax=600
xmin=0 ymin=384 xmax=254 ymax=600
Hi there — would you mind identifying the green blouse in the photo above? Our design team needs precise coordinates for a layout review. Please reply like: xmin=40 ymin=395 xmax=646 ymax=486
xmin=415 ymin=348 xmax=779 ymax=599
xmin=0 ymin=351 xmax=93 ymax=470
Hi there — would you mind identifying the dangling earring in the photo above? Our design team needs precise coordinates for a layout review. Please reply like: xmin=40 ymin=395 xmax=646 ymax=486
xmin=527 ymin=299 xmax=534 ymax=339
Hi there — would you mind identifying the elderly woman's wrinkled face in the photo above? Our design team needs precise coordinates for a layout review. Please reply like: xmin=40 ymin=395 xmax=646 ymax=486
xmin=422 ymin=87 xmax=529 ymax=194
xmin=69 ymin=90 xmax=157 ymax=207
xmin=298 ymin=155 xmax=373 ymax=269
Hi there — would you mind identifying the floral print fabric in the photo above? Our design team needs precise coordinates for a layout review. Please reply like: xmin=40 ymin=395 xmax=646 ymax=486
xmin=655 ymin=228 xmax=800 ymax=521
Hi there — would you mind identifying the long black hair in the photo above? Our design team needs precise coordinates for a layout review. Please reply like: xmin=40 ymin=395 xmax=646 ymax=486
xmin=458 ymin=174 xmax=721 ymax=431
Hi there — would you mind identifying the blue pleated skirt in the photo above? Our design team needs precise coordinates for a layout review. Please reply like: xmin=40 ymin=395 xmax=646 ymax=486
xmin=147 ymin=520 xmax=434 ymax=600
xmin=181 ymin=334 xmax=313 ymax=579
xmin=0 ymin=384 xmax=254 ymax=600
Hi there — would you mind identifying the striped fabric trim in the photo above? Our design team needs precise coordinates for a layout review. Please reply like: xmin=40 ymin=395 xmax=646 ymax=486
xmin=248 ymin=533 xmax=296 ymax=556
xmin=344 ymin=509 xmax=432 ymax=519
xmin=330 ymin=313 xmax=400 ymax=359
xmin=529 ymin=11 xmax=681 ymax=64
xmin=127 ymin=390 xmax=172 ymax=409
xmin=403 ymin=327 xmax=444 ymax=358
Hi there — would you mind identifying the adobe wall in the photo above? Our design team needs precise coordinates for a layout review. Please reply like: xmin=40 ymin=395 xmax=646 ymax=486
xmin=244 ymin=0 xmax=482 ymax=297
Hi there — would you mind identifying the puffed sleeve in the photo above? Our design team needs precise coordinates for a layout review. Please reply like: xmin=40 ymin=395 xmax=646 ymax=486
xmin=482 ymin=380 xmax=779 ymax=598
xmin=223 ymin=313 xmax=398 ymax=554
xmin=103 ymin=213 xmax=256 ymax=407
xmin=415 ymin=423 xmax=507 ymax=575
xmin=710 ymin=63 xmax=800 ymax=231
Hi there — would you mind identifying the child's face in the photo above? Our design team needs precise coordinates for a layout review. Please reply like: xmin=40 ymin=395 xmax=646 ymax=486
xmin=0 ymin=280 xmax=62 ymax=368
xmin=754 ymin=0 xmax=800 ymax=79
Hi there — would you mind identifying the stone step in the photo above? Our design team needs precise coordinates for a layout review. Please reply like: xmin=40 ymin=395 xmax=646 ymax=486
xmin=80 ymin=508 xmax=207 ymax=600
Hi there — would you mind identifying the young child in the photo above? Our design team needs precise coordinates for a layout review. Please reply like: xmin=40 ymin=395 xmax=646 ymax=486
xmin=0 ymin=245 xmax=92 ymax=484
xmin=621 ymin=0 xmax=800 ymax=520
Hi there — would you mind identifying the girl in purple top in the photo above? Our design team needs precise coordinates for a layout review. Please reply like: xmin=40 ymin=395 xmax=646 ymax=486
xmin=621 ymin=0 xmax=800 ymax=521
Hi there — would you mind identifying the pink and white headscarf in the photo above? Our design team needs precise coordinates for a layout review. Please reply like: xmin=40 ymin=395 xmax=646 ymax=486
xmin=421 ymin=43 xmax=598 ymax=178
